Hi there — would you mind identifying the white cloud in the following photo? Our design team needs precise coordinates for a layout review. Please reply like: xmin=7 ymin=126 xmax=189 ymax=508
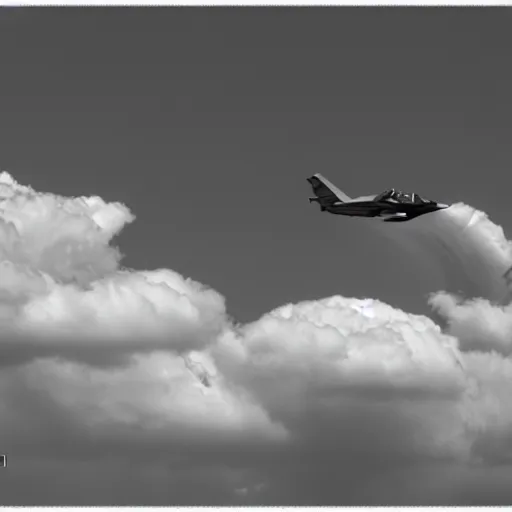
xmin=0 ymin=172 xmax=133 ymax=285
xmin=1 ymin=172 xmax=512 ymax=505
xmin=430 ymin=292 xmax=512 ymax=355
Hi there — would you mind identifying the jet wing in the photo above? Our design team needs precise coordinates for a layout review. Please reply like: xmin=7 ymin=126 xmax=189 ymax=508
xmin=307 ymin=174 xmax=352 ymax=204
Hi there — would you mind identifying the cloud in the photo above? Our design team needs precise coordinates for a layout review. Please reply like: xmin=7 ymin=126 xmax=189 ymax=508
xmin=0 ymin=268 xmax=228 ymax=367
xmin=1 ymin=172 xmax=512 ymax=505
xmin=0 ymin=174 xmax=229 ymax=366
xmin=0 ymin=172 xmax=132 ymax=285
xmin=430 ymin=292 xmax=512 ymax=356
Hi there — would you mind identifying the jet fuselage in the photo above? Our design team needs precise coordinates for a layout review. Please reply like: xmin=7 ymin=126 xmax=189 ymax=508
xmin=323 ymin=200 xmax=448 ymax=221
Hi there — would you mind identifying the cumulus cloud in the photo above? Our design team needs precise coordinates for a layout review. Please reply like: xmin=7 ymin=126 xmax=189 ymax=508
xmin=1 ymin=269 xmax=228 ymax=367
xmin=0 ymin=172 xmax=132 ymax=285
xmin=1 ymin=172 xmax=512 ymax=505
xmin=430 ymin=292 xmax=512 ymax=356
xmin=0 ymin=173 xmax=228 ymax=367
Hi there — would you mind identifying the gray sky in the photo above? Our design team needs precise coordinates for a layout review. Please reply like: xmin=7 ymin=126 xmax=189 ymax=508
xmin=2 ymin=7 xmax=512 ymax=506
xmin=2 ymin=7 xmax=512 ymax=322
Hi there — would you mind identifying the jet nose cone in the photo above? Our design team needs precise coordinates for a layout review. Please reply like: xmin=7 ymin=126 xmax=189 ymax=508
xmin=437 ymin=203 xmax=450 ymax=209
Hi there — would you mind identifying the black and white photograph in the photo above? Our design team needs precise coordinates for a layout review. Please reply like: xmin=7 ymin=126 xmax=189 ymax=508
xmin=1 ymin=5 xmax=512 ymax=506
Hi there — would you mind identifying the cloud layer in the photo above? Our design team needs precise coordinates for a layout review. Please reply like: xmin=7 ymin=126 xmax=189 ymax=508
xmin=1 ymin=172 xmax=512 ymax=505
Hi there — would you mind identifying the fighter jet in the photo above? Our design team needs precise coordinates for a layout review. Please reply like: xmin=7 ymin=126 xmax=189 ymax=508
xmin=307 ymin=173 xmax=449 ymax=222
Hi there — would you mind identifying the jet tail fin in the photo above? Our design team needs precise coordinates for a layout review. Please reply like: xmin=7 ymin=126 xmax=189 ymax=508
xmin=307 ymin=174 xmax=352 ymax=204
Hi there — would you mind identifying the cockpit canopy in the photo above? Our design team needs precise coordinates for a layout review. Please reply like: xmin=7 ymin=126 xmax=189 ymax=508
xmin=375 ymin=188 xmax=432 ymax=205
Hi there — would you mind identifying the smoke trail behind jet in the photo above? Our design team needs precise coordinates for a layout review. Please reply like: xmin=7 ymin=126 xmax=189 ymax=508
xmin=376 ymin=204 xmax=512 ymax=305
